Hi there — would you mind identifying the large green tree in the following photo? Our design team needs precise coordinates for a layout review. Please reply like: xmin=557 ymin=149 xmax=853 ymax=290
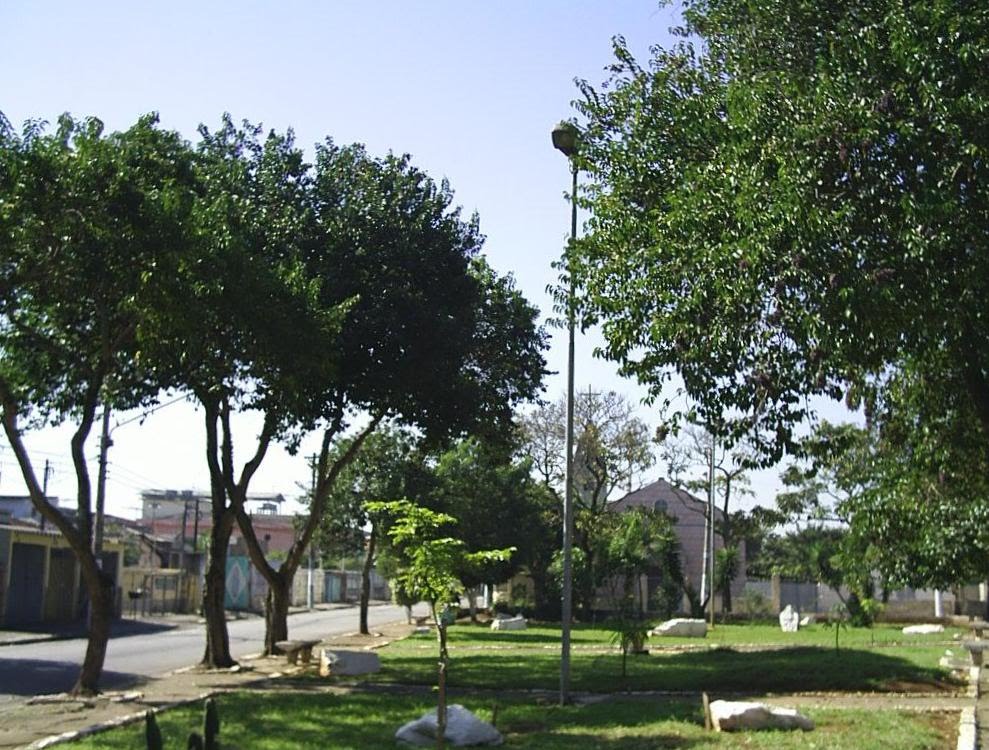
xmin=569 ymin=0 xmax=989 ymax=467
xmin=0 ymin=113 xmax=197 ymax=693
xmin=147 ymin=116 xmax=346 ymax=667
xmin=213 ymin=133 xmax=547 ymax=657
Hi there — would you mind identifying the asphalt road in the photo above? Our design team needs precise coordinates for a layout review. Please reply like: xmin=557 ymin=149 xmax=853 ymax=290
xmin=0 ymin=604 xmax=412 ymax=700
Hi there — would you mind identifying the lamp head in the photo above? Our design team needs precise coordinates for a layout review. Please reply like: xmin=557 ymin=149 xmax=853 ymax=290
xmin=551 ymin=121 xmax=580 ymax=158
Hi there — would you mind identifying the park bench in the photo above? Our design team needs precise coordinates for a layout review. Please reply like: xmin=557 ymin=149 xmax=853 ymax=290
xmin=274 ymin=639 xmax=321 ymax=666
xmin=961 ymin=640 xmax=989 ymax=667
xmin=413 ymin=615 xmax=431 ymax=627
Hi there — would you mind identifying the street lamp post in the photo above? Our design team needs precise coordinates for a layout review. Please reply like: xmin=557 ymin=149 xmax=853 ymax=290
xmin=552 ymin=120 xmax=579 ymax=706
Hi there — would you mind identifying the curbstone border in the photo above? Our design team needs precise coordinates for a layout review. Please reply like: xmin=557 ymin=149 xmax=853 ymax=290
xmin=25 ymin=691 xmax=220 ymax=750
xmin=956 ymin=707 xmax=976 ymax=750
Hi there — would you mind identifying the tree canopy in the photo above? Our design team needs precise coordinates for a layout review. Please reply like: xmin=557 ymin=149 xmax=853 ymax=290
xmin=569 ymin=0 xmax=989 ymax=464
xmin=0 ymin=112 xmax=198 ymax=693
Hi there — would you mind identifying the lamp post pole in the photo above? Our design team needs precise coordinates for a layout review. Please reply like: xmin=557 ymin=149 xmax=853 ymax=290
xmin=552 ymin=121 xmax=579 ymax=706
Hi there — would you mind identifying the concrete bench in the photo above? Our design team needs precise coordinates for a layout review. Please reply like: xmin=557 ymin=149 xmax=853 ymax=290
xmin=961 ymin=640 xmax=989 ymax=666
xmin=968 ymin=621 xmax=989 ymax=639
xmin=275 ymin=639 xmax=321 ymax=665
xmin=413 ymin=616 xmax=431 ymax=627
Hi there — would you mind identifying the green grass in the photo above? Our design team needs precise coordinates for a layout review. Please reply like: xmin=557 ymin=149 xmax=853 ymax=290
xmin=68 ymin=691 xmax=955 ymax=749
xmin=369 ymin=622 xmax=961 ymax=694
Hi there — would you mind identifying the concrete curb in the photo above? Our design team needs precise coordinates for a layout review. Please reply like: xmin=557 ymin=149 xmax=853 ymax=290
xmin=25 ymin=691 xmax=220 ymax=749
xmin=956 ymin=707 xmax=976 ymax=750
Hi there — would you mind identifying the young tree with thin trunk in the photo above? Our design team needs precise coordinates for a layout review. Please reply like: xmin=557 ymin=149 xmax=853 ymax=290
xmin=0 ymin=112 xmax=196 ymax=693
xmin=369 ymin=500 xmax=511 ymax=750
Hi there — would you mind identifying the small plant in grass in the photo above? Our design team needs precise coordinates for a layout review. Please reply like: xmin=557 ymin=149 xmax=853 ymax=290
xmin=368 ymin=499 xmax=512 ymax=750
xmin=144 ymin=698 xmax=220 ymax=749
xmin=609 ymin=611 xmax=652 ymax=682
xmin=823 ymin=603 xmax=849 ymax=652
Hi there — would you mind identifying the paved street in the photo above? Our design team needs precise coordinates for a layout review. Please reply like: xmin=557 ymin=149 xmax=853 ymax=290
xmin=0 ymin=603 xmax=411 ymax=701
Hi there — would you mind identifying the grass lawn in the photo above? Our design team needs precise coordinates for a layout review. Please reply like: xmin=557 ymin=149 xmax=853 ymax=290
xmin=68 ymin=691 xmax=957 ymax=749
xmin=367 ymin=622 xmax=962 ymax=694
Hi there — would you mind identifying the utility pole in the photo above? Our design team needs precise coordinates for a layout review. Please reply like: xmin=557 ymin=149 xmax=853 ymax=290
xmin=707 ymin=436 xmax=717 ymax=628
xmin=180 ymin=496 xmax=189 ymax=571
xmin=94 ymin=405 xmax=112 ymax=566
xmin=40 ymin=460 xmax=53 ymax=531
xmin=307 ymin=453 xmax=318 ymax=610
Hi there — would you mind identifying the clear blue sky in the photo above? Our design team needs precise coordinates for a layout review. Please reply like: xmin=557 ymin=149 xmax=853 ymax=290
xmin=1 ymin=1 xmax=844 ymax=518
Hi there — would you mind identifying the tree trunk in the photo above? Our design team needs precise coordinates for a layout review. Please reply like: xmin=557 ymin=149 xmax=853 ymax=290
xmin=435 ymin=604 xmax=448 ymax=750
xmin=201 ymin=520 xmax=236 ymax=668
xmin=265 ymin=575 xmax=291 ymax=655
xmin=359 ymin=528 xmax=376 ymax=635
xmin=72 ymin=562 xmax=114 ymax=696
xmin=467 ymin=588 xmax=478 ymax=623
xmin=722 ymin=580 xmax=733 ymax=614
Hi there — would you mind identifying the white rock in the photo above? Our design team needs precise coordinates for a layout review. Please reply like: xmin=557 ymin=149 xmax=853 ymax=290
xmin=903 ymin=624 xmax=944 ymax=635
xmin=396 ymin=704 xmax=503 ymax=747
xmin=779 ymin=605 xmax=800 ymax=633
xmin=319 ymin=649 xmax=381 ymax=677
xmin=650 ymin=618 xmax=707 ymax=638
xmin=799 ymin=615 xmax=816 ymax=627
xmin=710 ymin=700 xmax=814 ymax=732
xmin=490 ymin=616 xmax=527 ymax=631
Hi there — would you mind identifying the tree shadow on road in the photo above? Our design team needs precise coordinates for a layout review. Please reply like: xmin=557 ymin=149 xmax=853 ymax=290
xmin=0 ymin=657 xmax=147 ymax=696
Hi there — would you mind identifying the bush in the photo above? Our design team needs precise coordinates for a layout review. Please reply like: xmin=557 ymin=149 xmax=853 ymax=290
xmin=738 ymin=589 xmax=772 ymax=618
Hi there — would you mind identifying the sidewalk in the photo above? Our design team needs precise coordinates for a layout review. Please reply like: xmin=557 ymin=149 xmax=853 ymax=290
xmin=0 ymin=617 xmax=409 ymax=750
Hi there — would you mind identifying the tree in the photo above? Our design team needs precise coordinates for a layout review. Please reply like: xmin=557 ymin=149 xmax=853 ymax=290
xmin=751 ymin=525 xmax=880 ymax=626
xmin=369 ymin=500 xmax=511 ymax=750
xmin=519 ymin=389 xmax=654 ymax=615
xmin=426 ymin=435 xmax=557 ymax=621
xmin=594 ymin=508 xmax=680 ymax=678
xmin=780 ymin=416 xmax=989 ymax=599
xmin=207 ymin=131 xmax=547 ymax=657
xmin=0 ymin=112 xmax=197 ymax=693
xmin=316 ymin=425 xmax=425 ymax=634
xmin=659 ymin=423 xmax=755 ymax=611
xmin=151 ymin=116 xmax=347 ymax=667
xmin=568 ymin=1 xmax=989 ymax=469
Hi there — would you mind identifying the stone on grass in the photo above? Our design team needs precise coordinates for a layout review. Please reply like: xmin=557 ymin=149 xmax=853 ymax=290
xmin=710 ymin=701 xmax=814 ymax=732
xmin=318 ymin=649 xmax=381 ymax=677
xmin=779 ymin=605 xmax=800 ymax=633
xmin=396 ymin=704 xmax=503 ymax=747
xmin=903 ymin=624 xmax=944 ymax=635
xmin=651 ymin=618 xmax=707 ymax=638
xmin=490 ymin=615 xmax=526 ymax=631
xmin=799 ymin=615 xmax=816 ymax=627
xmin=939 ymin=654 xmax=969 ymax=671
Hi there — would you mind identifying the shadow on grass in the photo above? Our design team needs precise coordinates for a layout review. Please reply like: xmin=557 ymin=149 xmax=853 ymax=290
xmin=374 ymin=645 xmax=957 ymax=694
xmin=420 ymin=622 xmax=611 ymax=647
xmin=68 ymin=691 xmax=710 ymax=750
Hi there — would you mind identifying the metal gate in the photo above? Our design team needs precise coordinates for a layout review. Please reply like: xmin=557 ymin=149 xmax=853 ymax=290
xmin=8 ymin=543 xmax=45 ymax=626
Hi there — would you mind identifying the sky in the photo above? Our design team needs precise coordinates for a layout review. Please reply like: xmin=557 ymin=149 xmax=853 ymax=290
xmin=0 ymin=1 xmax=855 ymax=519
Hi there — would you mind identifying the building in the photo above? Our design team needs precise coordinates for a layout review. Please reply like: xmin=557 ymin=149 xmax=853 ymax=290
xmin=140 ymin=489 xmax=294 ymax=566
xmin=608 ymin=478 xmax=747 ymax=610
xmin=0 ymin=496 xmax=125 ymax=627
